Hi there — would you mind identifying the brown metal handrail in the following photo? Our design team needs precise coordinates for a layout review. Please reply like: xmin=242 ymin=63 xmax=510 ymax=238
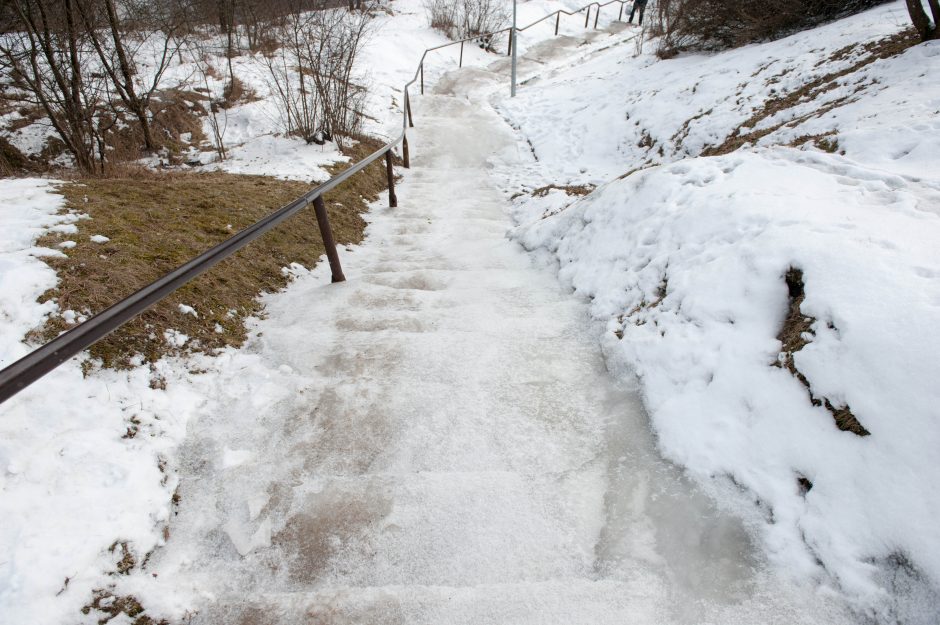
xmin=414 ymin=0 xmax=632 ymax=81
xmin=0 ymin=0 xmax=635 ymax=405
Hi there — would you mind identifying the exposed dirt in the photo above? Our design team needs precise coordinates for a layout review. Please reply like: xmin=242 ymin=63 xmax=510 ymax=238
xmin=774 ymin=268 xmax=870 ymax=436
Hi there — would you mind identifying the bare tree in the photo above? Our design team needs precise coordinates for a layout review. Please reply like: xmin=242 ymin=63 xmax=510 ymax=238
xmin=423 ymin=0 xmax=507 ymax=42
xmin=906 ymin=0 xmax=939 ymax=40
xmin=260 ymin=4 xmax=320 ymax=140
xmin=73 ymin=0 xmax=184 ymax=152
xmin=305 ymin=5 xmax=371 ymax=146
xmin=0 ymin=0 xmax=107 ymax=172
xmin=186 ymin=40 xmax=227 ymax=161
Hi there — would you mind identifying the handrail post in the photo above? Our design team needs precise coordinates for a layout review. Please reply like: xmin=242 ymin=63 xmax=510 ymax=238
xmin=311 ymin=195 xmax=346 ymax=283
xmin=618 ymin=2 xmax=623 ymax=21
xmin=594 ymin=4 xmax=600 ymax=28
xmin=584 ymin=6 xmax=590 ymax=27
xmin=507 ymin=31 xmax=512 ymax=55
xmin=555 ymin=12 xmax=560 ymax=35
xmin=420 ymin=63 xmax=424 ymax=95
xmin=402 ymin=134 xmax=410 ymax=169
xmin=406 ymin=90 xmax=414 ymax=128
xmin=459 ymin=40 xmax=464 ymax=67
xmin=385 ymin=151 xmax=397 ymax=208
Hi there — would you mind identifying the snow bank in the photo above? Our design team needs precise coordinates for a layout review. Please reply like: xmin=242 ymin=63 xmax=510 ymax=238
xmin=511 ymin=149 xmax=940 ymax=617
xmin=495 ymin=2 xmax=940 ymax=619
xmin=0 ymin=180 xmax=67 ymax=362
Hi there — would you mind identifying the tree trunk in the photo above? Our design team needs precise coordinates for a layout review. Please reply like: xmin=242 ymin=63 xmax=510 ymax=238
xmin=906 ymin=0 xmax=939 ymax=40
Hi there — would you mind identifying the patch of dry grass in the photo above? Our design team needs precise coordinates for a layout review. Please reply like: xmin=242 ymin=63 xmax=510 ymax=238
xmin=32 ymin=136 xmax=391 ymax=369
xmin=702 ymin=29 xmax=918 ymax=157
xmin=82 ymin=590 xmax=167 ymax=625
xmin=530 ymin=183 xmax=596 ymax=198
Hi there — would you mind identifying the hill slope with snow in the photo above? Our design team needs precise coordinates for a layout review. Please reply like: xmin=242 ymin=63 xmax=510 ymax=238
xmin=0 ymin=0 xmax=938 ymax=622
xmin=491 ymin=2 xmax=940 ymax=621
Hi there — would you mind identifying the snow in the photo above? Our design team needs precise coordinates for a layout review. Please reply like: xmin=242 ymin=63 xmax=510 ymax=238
xmin=89 ymin=234 xmax=110 ymax=244
xmin=162 ymin=329 xmax=189 ymax=347
xmin=490 ymin=1 xmax=940 ymax=620
xmin=0 ymin=180 xmax=67 ymax=362
xmin=510 ymin=147 xmax=940 ymax=608
xmin=177 ymin=304 xmax=198 ymax=318
xmin=497 ymin=2 xmax=929 ymax=183
xmin=1 ymin=0 xmax=938 ymax=622
xmin=0 ymin=180 xmax=190 ymax=623
xmin=0 ymin=177 xmax=308 ymax=622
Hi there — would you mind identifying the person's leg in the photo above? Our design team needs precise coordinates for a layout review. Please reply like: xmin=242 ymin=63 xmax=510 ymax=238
xmin=638 ymin=4 xmax=645 ymax=24
xmin=629 ymin=4 xmax=637 ymax=22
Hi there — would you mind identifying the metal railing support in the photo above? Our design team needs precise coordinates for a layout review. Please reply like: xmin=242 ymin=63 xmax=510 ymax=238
xmin=385 ymin=151 xmax=397 ymax=208
xmin=420 ymin=63 xmax=424 ymax=94
xmin=406 ymin=91 xmax=414 ymax=128
xmin=584 ymin=6 xmax=590 ymax=27
xmin=594 ymin=4 xmax=600 ymax=28
xmin=312 ymin=196 xmax=346 ymax=283
xmin=555 ymin=12 xmax=561 ymax=35
xmin=459 ymin=40 xmax=464 ymax=67
xmin=402 ymin=134 xmax=410 ymax=169
xmin=618 ymin=3 xmax=624 ymax=20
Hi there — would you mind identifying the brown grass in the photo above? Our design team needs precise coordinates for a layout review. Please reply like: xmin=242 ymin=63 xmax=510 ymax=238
xmin=788 ymin=132 xmax=840 ymax=153
xmin=670 ymin=108 xmax=713 ymax=152
xmin=221 ymin=77 xmax=259 ymax=109
xmin=702 ymin=29 xmax=918 ymax=157
xmin=0 ymin=136 xmax=38 ymax=176
xmin=774 ymin=268 xmax=870 ymax=436
xmin=614 ymin=277 xmax=669 ymax=338
xmin=82 ymin=590 xmax=167 ymax=625
xmin=32 ymin=136 xmax=390 ymax=369
xmin=530 ymin=183 xmax=595 ymax=198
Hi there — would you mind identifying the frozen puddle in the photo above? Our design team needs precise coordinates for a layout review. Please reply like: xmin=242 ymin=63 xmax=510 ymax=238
xmin=152 ymin=59 xmax=857 ymax=625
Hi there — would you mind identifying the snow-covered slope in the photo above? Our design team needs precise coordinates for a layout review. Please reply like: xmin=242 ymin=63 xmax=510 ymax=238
xmin=492 ymin=2 xmax=940 ymax=620
xmin=3 ymin=0 xmax=939 ymax=622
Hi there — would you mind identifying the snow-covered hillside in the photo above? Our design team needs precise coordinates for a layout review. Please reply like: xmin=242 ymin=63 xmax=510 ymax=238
xmin=492 ymin=2 xmax=940 ymax=620
xmin=1 ymin=0 xmax=938 ymax=623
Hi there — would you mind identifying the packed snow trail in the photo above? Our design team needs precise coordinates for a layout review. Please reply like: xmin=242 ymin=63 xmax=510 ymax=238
xmin=150 ymin=46 xmax=858 ymax=625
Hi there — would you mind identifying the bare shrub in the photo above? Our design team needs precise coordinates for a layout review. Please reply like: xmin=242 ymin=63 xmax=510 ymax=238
xmin=72 ymin=0 xmax=186 ymax=153
xmin=656 ymin=0 xmax=893 ymax=55
xmin=423 ymin=0 xmax=508 ymax=41
xmin=260 ymin=1 xmax=372 ymax=147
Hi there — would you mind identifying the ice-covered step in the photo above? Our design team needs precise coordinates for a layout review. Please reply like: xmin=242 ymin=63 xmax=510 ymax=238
xmin=194 ymin=580 xmax=666 ymax=625
xmin=191 ymin=575 xmax=853 ymax=625
xmin=254 ymin=470 xmax=603 ymax=588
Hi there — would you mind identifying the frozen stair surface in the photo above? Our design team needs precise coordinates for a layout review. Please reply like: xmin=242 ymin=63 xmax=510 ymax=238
xmin=152 ymin=35 xmax=858 ymax=625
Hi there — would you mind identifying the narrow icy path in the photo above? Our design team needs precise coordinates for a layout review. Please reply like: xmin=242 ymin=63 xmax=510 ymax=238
xmin=152 ymin=48 xmax=857 ymax=625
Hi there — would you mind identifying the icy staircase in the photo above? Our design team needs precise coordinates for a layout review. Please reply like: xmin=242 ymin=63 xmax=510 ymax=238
xmin=161 ymin=75 xmax=855 ymax=625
